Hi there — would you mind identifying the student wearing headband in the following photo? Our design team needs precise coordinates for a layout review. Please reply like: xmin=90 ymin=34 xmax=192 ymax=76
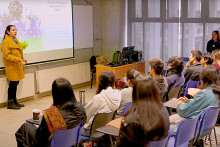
xmin=117 ymin=69 xmax=140 ymax=116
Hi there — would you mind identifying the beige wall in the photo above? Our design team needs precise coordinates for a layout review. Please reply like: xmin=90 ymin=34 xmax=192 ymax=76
xmin=101 ymin=0 xmax=126 ymax=62
xmin=73 ymin=0 xmax=126 ymax=62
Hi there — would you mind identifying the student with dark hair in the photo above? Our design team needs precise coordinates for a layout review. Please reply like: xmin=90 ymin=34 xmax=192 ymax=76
xmin=212 ymin=50 xmax=220 ymax=70
xmin=15 ymin=78 xmax=86 ymax=147
xmin=177 ymin=66 xmax=219 ymax=118
xmin=1 ymin=25 xmax=27 ymax=109
xmin=184 ymin=49 xmax=203 ymax=84
xmin=148 ymin=58 xmax=168 ymax=102
xmin=117 ymin=69 xmax=140 ymax=116
xmin=82 ymin=70 xmax=121 ymax=135
xmin=117 ymin=74 xmax=169 ymax=147
xmin=166 ymin=56 xmax=185 ymax=92
xmin=201 ymin=52 xmax=214 ymax=67
xmin=207 ymin=30 xmax=220 ymax=53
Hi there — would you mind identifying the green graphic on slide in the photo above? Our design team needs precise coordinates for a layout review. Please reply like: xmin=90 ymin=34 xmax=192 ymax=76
xmin=23 ymin=37 xmax=43 ymax=53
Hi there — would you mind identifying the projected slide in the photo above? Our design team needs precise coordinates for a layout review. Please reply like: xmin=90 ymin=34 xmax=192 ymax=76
xmin=0 ymin=0 xmax=73 ymax=54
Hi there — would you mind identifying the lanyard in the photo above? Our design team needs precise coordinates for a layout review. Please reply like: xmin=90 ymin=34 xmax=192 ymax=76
xmin=10 ymin=37 xmax=18 ymax=46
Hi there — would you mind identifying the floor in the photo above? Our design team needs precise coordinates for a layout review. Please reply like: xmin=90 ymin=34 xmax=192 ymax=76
xmin=0 ymin=84 xmax=96 ymax=147
xmin=0 ymin=84 xmax=219 ymax=147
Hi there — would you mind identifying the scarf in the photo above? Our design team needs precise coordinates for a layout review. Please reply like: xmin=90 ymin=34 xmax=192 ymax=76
xmin=42 ymin=105 xmax=67 ymax=140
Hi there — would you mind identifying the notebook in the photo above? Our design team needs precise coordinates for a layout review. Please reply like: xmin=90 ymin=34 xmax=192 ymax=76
xmin=164 ymin=98 xmax=178 ymax=109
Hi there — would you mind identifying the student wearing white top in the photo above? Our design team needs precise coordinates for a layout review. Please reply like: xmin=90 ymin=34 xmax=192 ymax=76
xmin=117 ymin=69 xmax=140 ymax=116
xmin=81 ymin=70 xmax=121 ymax=136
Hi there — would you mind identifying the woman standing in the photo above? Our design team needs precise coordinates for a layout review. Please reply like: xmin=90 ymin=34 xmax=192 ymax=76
xmin=1 ymin=25 xmax=27 ymax=110
xmin=207 ymin=30 xmax=220 ymax=53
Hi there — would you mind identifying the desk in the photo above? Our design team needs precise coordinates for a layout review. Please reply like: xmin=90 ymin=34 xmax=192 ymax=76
xmin=96 ymin=126 xmax=119 ymax=137
xmin=26 ymin=116 xmax=43 ymax=125
xmin=96 ymin=61 xmax=145 ymax=82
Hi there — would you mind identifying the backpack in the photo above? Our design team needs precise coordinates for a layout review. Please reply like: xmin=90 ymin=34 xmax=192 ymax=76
xmin=112 ymin=51 xmax=123 ymax=65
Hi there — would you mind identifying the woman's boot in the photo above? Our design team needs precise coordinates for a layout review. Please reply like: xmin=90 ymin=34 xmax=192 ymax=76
xmin=14 ymin=99 xmax=25 ymax=107
xmin=7 ymin=99 xmax=20 ymax=110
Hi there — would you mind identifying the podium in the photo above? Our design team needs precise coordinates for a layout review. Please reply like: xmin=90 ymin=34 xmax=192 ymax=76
xmin=96 ymin=61 xmax=146 ymax=83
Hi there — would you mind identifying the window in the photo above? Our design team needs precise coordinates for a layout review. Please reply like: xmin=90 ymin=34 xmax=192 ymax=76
xmin=188 ymin=0 xmax=201 ymax=18
xmin=163 ymin=23 xmax=182 ymax=61
xmin=132 ymin=22 xmax=143 ymax=51
xmin=148 ymin=0 xmax=160 ymax=18
xmin=169 ymin=0 xmax=181 ymax=18
xmin=135 ymin=0 xmax=142 ymax=18
xmin=209 ymin=0 xmax=220 ymax=18
xmin=127 ymin=0 xmax=220 ymax=72
xmin=144 ymin=22 xmax=162 ymax=71
xmin=183 ymin=23 xmax=203 ymax=57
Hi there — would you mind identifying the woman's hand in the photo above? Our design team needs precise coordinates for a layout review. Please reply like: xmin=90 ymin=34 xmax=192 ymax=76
xmin=20 ymin=59 xmax=26 ymax=65
xmin=186 ymin=61 xmax=191 ymax=68
xmin=178 ymin=97 xmax=188 ymax=103
xmin=177 ymin=97 xmax=188 ymax=107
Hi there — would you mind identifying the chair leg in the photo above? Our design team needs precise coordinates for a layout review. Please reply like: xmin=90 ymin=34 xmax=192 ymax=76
xmin=214 ymin=127 xmax=218 ymax=145
xmin=109 ymin=135 xmax=114 ymax=147
xmin=209 ymin=132 xmax=212 ymax=147
xmin=91 ymin=72 xmax=93 ymax=89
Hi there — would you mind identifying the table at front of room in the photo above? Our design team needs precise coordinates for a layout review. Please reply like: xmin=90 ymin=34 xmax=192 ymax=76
xmin=95 ymin=61 xmax=146 ymax=83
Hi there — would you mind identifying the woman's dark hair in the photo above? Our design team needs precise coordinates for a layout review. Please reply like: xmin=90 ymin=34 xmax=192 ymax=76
xmin=96 ymin=70 xmax=116 ymax=94
xmin=168 ymin=56 xmax=184 ymax=74
xmin=203 ymin=52 xmax=214 ymax=65
xmin=213 ymin=30 xmax=220 ymax=42
xmin=52 ymin=77 xmax=76 ymax=110
xmin=191 ymin=49 xmax=202 ymax=62
xmin=201 ymin=65 xmax=220 ymax=100
xmin=3 ymin=25 xmax=15 ymax=40
xmin=148 ymin=58 xmax=164 ymax=75
xmin=125 ymin=74 xmax=166 ymax=146
xmin=126 ymin=69 xmax=140 ymax=85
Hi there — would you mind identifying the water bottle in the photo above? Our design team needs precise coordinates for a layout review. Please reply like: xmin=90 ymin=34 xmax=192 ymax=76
xmin=79 ymin=90 xmax=85 ymax=106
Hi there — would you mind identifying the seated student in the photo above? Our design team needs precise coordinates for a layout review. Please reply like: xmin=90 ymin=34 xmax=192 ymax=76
xmin=177 ymin=66 xmax=219 ymax=119
xmin=201 ymin=52 xmax=214 ymax=67
xmin=82 ymin=70 xmax=121 ymax=136
xmin=117 ymin=69 xmax=139 ymax=116
xmin=166 ymin=56 xmax=185 ymax=92
xmin=212 ymin=49 xmax=220 ymax=70
xmin=15 ymin=78 xmax=86 ymax=147
xmin=148 ymin=58 xmax=168 ymax=102
xmin=117 ymin=74 xmax=169 ymax=147
xmin=184 ymin=49 xmax=203 ymax=84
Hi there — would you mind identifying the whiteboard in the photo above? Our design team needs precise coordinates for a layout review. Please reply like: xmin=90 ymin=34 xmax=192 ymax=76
xmin=73 ymin=5 xmax=93 ymax=49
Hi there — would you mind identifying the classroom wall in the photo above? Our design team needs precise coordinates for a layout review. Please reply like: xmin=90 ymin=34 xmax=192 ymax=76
xmin=101 ymin=0 xmax=126 ymax=62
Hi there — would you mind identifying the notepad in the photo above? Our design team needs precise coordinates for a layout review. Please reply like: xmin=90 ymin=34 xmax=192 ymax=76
xmin=164 ymin=98 xmax=178 ymax=109
xmin=188 ymin=88 xmax=201 ymax=97
xmin=106 ymin=117 xmax=124 ymax=129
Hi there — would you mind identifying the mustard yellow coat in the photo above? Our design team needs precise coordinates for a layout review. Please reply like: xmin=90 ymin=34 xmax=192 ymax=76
xmin=1 ymin=34 xmax=27 ymax=81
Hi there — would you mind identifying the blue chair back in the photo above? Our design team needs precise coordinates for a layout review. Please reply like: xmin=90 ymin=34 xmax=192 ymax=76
xmin=122 ymin=102 xmax=132 ymax=116
xmin=198 ymin=107 xmax=220 ymax=138
xmin=184 ymin=80 xmax=200 ymax=96
xmin=149 ymin=128 xmax=173 ymax=147
xmin=167 ymin=111 xmax=203 ymax=147
xmin=50 ymin=119 xmax=84 ymax=147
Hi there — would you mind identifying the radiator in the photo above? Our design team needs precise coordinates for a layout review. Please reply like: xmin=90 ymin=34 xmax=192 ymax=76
xmin=0 ymin=73 xmax=35 ymax=103
xmin=36 ymin=62 xmax=90 ymax=93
